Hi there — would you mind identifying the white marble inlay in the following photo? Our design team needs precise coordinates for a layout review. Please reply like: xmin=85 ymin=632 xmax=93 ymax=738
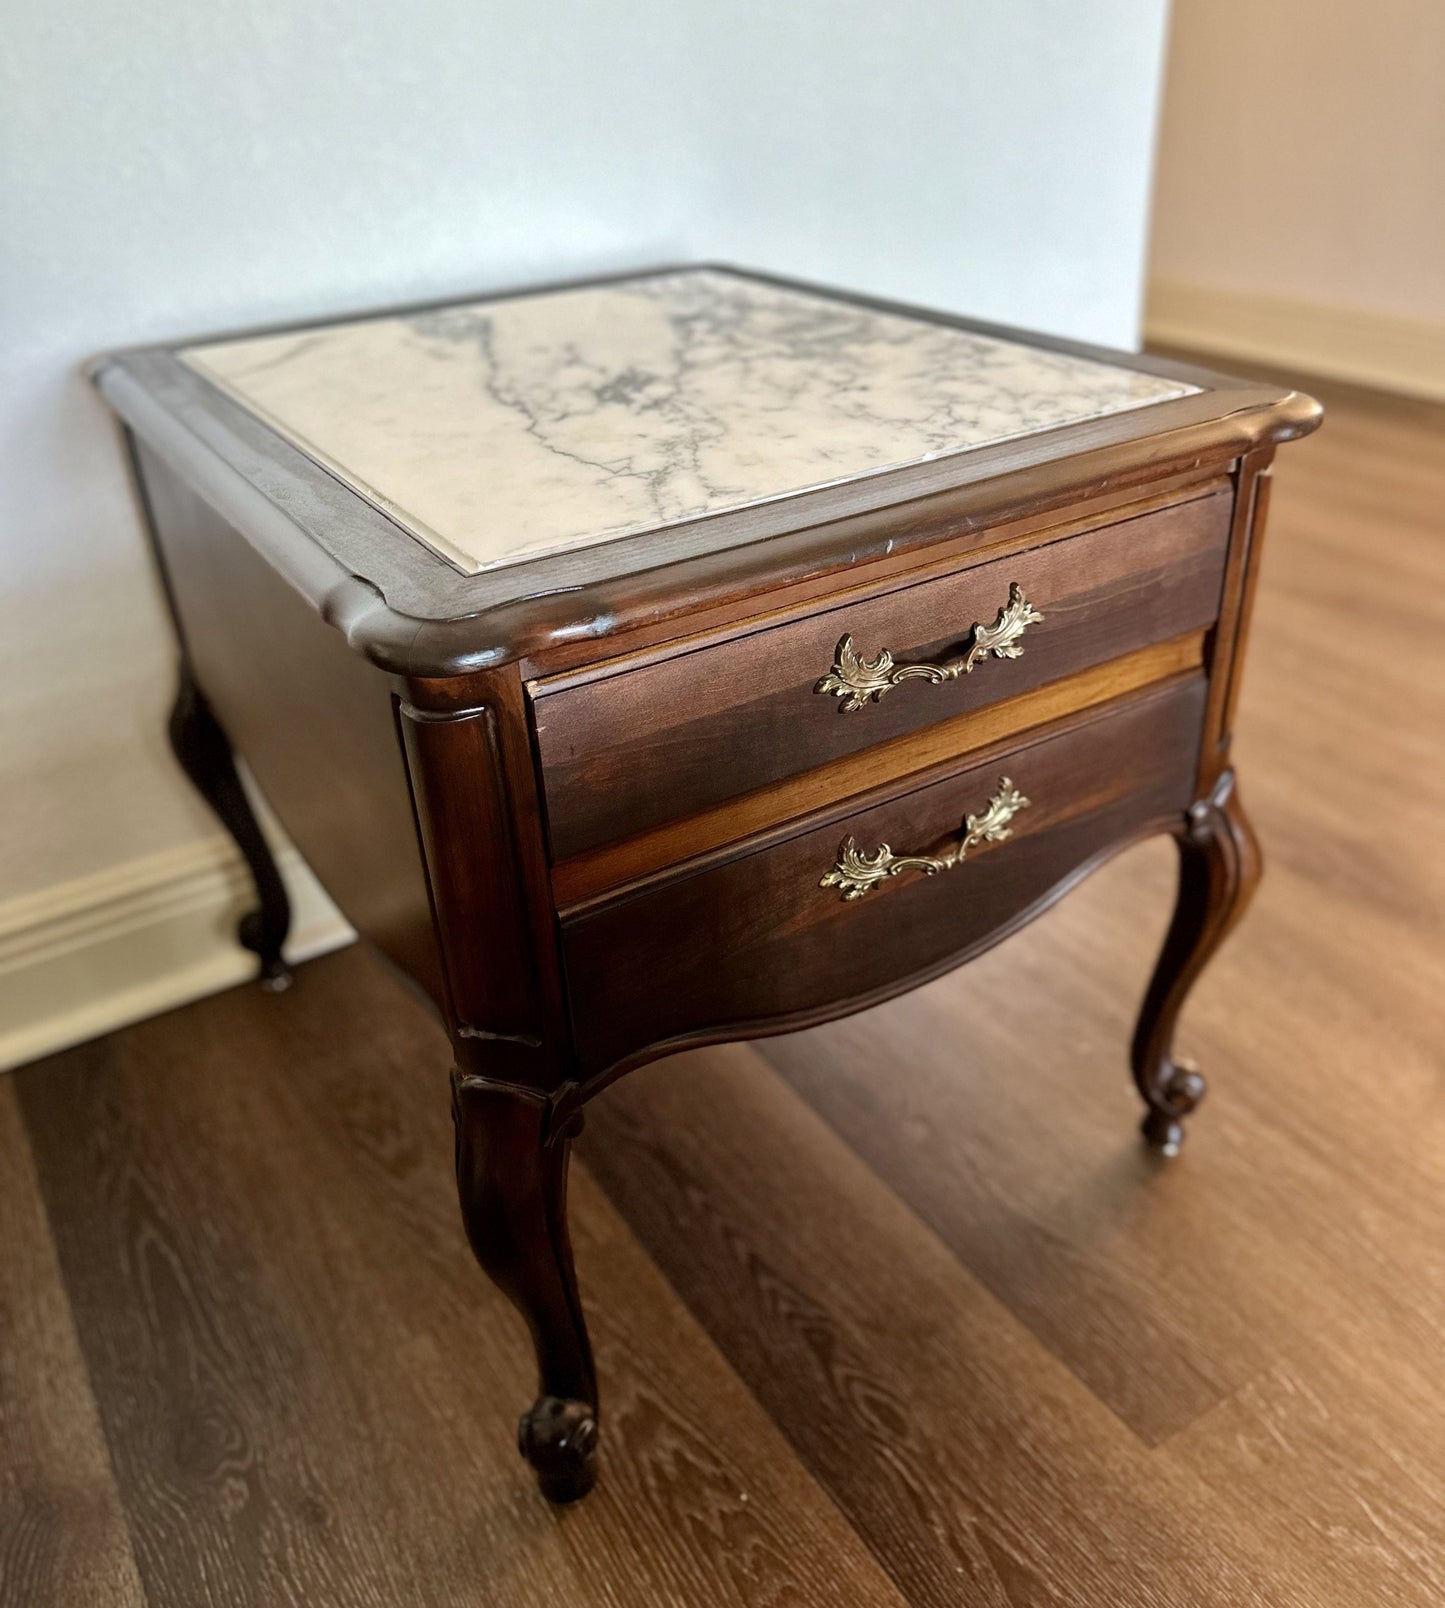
xmin=181 ymin=270 xmax=1198 ymax=576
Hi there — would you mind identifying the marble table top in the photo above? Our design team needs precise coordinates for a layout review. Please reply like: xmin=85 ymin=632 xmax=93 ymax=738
xmin=181 ymin=269 xmax=1198 ymax=577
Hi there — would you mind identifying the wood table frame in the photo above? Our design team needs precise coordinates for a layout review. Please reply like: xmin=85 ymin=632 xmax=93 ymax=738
xmin=95 ymin=266 xmax=1321 ymax=1502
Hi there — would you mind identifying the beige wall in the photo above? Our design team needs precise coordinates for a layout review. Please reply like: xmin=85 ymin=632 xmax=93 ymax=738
xmin=1148 ymin=0 xmax=1445 ymax=393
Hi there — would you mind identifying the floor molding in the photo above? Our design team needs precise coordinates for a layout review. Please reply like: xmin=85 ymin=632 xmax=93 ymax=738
xmin=1146 ymin=278 xmax=1445 ymax=402
xmin=0 ymin=837 xmax=354 ymax=1072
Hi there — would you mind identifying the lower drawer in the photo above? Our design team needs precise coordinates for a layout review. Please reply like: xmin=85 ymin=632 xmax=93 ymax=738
xmin=562 ymin=675 xmax=1206 ymax=1078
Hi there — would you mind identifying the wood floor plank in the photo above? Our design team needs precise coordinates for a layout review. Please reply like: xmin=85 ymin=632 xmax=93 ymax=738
xmin=1161 ymin=1301 xmax=1445 ymax=1608
xmin=755 ymin=837 xmax=1445 ymax=1451
xmin=14 ymin=953 xmax=907 ymax=1608
xmin=752 ymin=803 xmax=1445 ymax=1442
xmin=0 ymin=1077 xmax=147 ymax=1608
xmin=753 ymin=937 xmax=1267 ymax=1444
xmin=581 ymin=1042 xmax=1286 ymax=1608
xmin=587 ymin=1028 xmax=1445 ymax=1607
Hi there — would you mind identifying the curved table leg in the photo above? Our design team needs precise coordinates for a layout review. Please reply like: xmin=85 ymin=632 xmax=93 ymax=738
xmin=168 ymin=664 xmax=292 ymax=990
xmin=451 ymin=1069 xmax=599 ymax=1503
xmin=1131 ymin=769 xmax=1262 ymax=1155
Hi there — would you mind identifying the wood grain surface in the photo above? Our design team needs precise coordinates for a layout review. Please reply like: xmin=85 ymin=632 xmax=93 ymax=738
xmin=550 ymin=630 xmax=1206 ymax=909
xmin=10 ymin=959 xmax=903 ymax=1608
xmin=136 ymin=439 xmax=447 ymax=1006
xmin=0 ymin=1081 xmax=145 ymax=1608
xmin=563 ymin=677 xmax=1205 ymax=1080
xmin=4 ymin=372 xmax=1441 ymax=1605
xmin=534 ymin=487 xmax=1230 ymax=857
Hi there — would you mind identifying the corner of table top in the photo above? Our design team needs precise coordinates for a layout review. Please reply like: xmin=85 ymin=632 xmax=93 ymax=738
xmin=86 ymin=286 xmax=1325 ymax=688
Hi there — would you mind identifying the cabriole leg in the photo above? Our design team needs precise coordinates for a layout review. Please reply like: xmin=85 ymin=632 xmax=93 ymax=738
xmin=451 ymin=1070 xmax=598 ymax=1503
xmin=1131 ymin=769 xmax=1262 ymax=1155
xmin=168 ymin=665 xmax=292 ymax=990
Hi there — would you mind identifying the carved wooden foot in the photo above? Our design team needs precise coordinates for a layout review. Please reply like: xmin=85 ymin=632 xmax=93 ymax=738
xmin=1132 ymin=769 xmax=1261 ymax=1155
xmin=452 ymin=1071 xmax=599 ymax=1503
xmin=518 ymin=1396 xmax=600 ymax=1504
xmin=168 ymin=666 xmax=292 ymax=989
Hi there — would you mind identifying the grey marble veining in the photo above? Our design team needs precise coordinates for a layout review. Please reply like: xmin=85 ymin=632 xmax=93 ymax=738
xmin=181 ymin=270 xmax=1198 ymax=576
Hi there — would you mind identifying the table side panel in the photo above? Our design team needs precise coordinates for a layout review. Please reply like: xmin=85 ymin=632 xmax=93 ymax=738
xmin=134 ymin=440 xmax=446 ymax=1007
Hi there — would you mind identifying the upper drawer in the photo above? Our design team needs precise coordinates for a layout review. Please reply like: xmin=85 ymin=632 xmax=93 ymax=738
xmin=532 ymin=485 xmax=1231 ymax=859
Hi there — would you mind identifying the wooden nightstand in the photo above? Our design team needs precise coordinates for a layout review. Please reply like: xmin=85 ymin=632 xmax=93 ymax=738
xmin=94 ymin=266 xmax=1320 ymax=1503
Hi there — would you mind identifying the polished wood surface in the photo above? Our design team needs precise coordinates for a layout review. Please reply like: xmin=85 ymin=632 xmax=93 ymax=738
xmin=93 ymin=237 xmax=1331 ymax=1515
xmin=135 ymin=438 xmax=446 ymax=1006
xmin=168 ymin=668 xmax=293 ymax=989
xmin=1131 ymin=767 xmax=1262 ymax=1154
xmin=534 ymin=485 xmax=1230 ymax=856
xmin=103 ymin=265 xmax=1317 ymax=1501
xmin=563 ymin=677 xmax=1205 ymax=1080
xmin=550 ymin=630 xmax=1206 ymax=908
xmin=5 ymin=372 xmax=1436 ymax=1602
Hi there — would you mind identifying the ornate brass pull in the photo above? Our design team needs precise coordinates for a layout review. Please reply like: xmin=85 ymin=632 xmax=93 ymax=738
xmin=815 ymin=582 xmax=1043 ymax=713
xmin=820 ymin=778 xmax=1030 ymax=901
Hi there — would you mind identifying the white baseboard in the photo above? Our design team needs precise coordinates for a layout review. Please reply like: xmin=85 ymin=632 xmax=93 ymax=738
xmin=1146 ymin=279 xmax=1445 ymax=403
xmin=0 ymin=837 xmax=354 ymax=1072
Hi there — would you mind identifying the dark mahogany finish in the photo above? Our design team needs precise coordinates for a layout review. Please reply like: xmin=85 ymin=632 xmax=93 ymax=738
xmin=1132 ymin=767 xmax=1264 ymax=1155
xmin=168 ymin=668 xmax=293 ymax=990
xmin=534 ymin=484 xmax=1231 ymax=857
xmin=94 ymin=267 xmax=1320 ymax=1505
xmin=563 ymin=677 xmax=1206 ymax=1082
xmin=452 ymin=1072 xmax=597 ymax=1502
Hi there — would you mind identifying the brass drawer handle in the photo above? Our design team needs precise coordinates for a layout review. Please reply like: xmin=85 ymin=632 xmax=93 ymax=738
xmin=820 ymin=778 xmax=1030 ymax=901
xmin=815 ymin=582 xmax=1043 ymax=713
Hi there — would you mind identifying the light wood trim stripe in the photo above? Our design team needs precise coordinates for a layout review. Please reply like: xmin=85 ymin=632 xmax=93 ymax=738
xmin=550 ymin=631 xmax=1206 ymax=909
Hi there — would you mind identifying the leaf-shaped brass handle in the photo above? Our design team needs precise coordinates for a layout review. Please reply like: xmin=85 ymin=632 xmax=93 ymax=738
xmin=820 ymin=778 xmax=1030 ymax=901
xmin=814 ymin=582 xmax=1043 ymax=713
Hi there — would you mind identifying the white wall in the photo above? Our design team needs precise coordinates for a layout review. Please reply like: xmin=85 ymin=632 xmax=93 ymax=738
xmin=0 ymin=0 xmax=1169 ymax=1051
xmin=1148 ymin=0 xmax=1445 ymax=395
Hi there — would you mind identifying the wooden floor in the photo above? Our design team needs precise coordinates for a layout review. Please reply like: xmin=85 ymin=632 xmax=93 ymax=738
xmin=4 ymin=375 xmax=1444 ymax=1607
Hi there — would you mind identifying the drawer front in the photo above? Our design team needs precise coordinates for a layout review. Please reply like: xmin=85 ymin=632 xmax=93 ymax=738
xmin=562 ymin=675 xmax=1205 ymax=1079
xmin=534 ymin=487 xmax=1229 ymax=859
